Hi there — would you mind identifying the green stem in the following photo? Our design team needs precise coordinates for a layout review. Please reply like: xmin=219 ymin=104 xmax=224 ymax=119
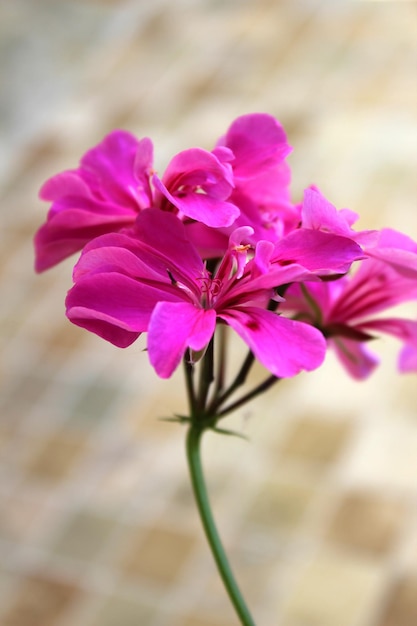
xmin=197 ymin=337 xmax=214 ymax=413
xmin=183 ymin=351 xmax=198 ymax=417
xmin=186 ymin=424 xmax=256 ymax=626
xmin=217 ymin=374 xmax=280 ymax=418
xmin=208 ymin=349 xmax=255 ymax=414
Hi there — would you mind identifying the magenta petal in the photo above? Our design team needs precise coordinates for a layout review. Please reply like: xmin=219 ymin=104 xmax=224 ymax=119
xmin=66 ymin=273 xmax=182 ymax=347
xmin=301 ymin=187 xmax=377 ymax=246
xmin=219 ymin=307 xmax=326 ymax=377
xmin=80 ymin=130 xmax=146 ymax=208
xmin=330 ymin=337 xmax=379 ymax=380
xmin=359 ymin=317 xmax=417 ymax=344
xmin=219 ymin=113 xmax=292 ymax=178
xmin=34 ymin=208 xmax=135 ymax=272
xmin=153 ymin=174 xmax=239 ymax=228
xmin=162 ymin=148 xmax=234 ymax=196
xmin=39 ymin=171 xmax=94 ymax=202
xmin=273 ymin=229 xmax=364 ymax=274
xmin=399 ymin=344 xmax=417 ymax=373
xmin=365 ymin=228 xmax=417 ymax=278
xmin=148 ymin=302 xmax=216 ymax=378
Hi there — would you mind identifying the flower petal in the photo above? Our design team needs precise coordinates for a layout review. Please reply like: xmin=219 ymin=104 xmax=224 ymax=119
xmin=272 ymin=229 xmax=364 ymax=275
xmin=66 ymin=273 xmax=182 ymax=347
xmin=217 ymin=113 xmax=292 ymax=178
xmin=219 ymin=307 xmax=326 ymax=377
xmin=148 ymin=302 xmax=216 ymax=378
xmin=329 ymin=337 xmax=379 ymax=380
xmin=366 ymin=228 xmax=417 ymax=278
xmin=302 ymin=187 xmax=378 ymax=246
xmin=153 ymin=174 xmax=239 ymax=228
xmin=399 ymin=344 xmax=417 ymax=373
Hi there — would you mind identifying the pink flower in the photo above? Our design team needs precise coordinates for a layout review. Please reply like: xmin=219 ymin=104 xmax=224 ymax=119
xmin=35 ymin=131 xmax=151 ymax=271
xmin=152 ymin=147 xmax=239 ymax=228
xmin=35 ymin=131 xmax=239 ymax=272
xmin=300 ymin=187 xmax=378 ymax=247
xmin=365 ymin=228 xmax=417 ymax=278
xmin=214 ymin=113 xmax=299 ymax=242
xmin=282 ymin=248 xmax=417 ymax=378
xmin=66 ymin=209 xmax=363 ymax=379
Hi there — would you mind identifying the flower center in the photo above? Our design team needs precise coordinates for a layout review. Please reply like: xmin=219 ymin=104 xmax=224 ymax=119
xmin=198 ymin=276 xmax=223 ymax=308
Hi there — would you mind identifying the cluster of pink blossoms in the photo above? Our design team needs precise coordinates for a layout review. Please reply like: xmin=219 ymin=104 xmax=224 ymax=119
xmin=34 ymin=114 xmax=417 ymax=380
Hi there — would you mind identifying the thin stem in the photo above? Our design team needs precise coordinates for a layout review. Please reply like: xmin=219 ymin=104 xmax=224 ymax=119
xmin=217 ymin=374 xmax=280 ymax=418
xmin=186 ymin=425 xmax=256 ymax=626
xmin=197 ymin=337 xmax=214 ymax=413
xmin=213 ymin=324 xmax=227 ymax=398
xmin=208 ymin=349 xmax=255 ymax=414
xmin=183 ymin=351 xmax=198 ymax=417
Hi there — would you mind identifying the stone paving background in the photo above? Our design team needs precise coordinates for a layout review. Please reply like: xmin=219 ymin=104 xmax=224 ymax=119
xmin=0 ymin=1 xmax=416 ymax=625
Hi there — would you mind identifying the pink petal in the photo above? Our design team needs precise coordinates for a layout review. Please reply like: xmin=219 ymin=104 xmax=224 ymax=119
xmin=399 ymin=344 xmax=417 ymax=373
xmin=330 ymin=337 xmax=379 ymax=380
xmin=148 ymin=302 xmax=216 ymax=378
xmin=153 ymin=174 xmax=239 ymax=228
xmin=365 ymin=229 xmax=417 ymax=278
xmin=34 ymin=208 xmax=135 ymax=272
xmin=218 ymin=113 xmax=292 ymax=178
xmin=80 ymin=130 xmax=147 ymax=208
xmin=131 ymin=209 xmax=205 ymax=285
xmin=272 ymin=229 xmax=364 ymax=275
xmin=358 ymin=317 xmax=417 ymax=343
xmin=39 ymin=171 xmax=94 ymax=202
xmin=302 ymin=187 xmax=378 ymax=246
xmin=66 ymin=273 xmax=182 ymax=347
xmin=219 ymin=307 xmax=326 ymax=378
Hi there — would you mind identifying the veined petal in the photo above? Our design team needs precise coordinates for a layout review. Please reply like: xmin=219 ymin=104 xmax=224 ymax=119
xmin=358 ymin=317 xmax=417 ymax=344
xmin=330 ymin=337 xmax=379 ymax=380
xmin=39 ymin=171 xmax=95 ymax=203
xmin=365 ymin=229 xmax=417 ymax=278
xmin=80 ymin=130 xmax=145 ymax=208
xmin=34 ymin=209 xmax=135 ymax=272
xmin=219 ymin=307 xmax=326 ymax=377
xmin=148 ymin=302 xmax=216 ymax=378
xmin=153 ymin=174 xmax=239 ymax=228
xmin=217 ymin=113 xmax=292 ymax=178
xmin=66 ymin=273 xmax=183 ymax=347
xmin=272 ymin=229 xmax=364 ymax=274
xmin=301 ymin=187 xmax=378 ymax=246
xmin=35 ymin=130 xmax=151 ymax=271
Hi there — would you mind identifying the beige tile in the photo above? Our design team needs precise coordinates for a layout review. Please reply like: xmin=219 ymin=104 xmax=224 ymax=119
xmin=326 ymin=491 xmax=407 ymax=556
xmin=246 ymin=478 xmax=314 ymax=530
xmin=25 ymin=432 xmax=88 ymax=482
xmin=341 ymin=422 xmax=417 ymax=493
xmin=0 ymin=493 xmax=54 ymax=543
xmin=280 ymin=417 xmax=352 ymax=466
xmin=182 ymin=615 xmax=238 ymax=626
xmin=51 ymin=510 xmax=117 ymax=560
xmin=283 ymin=550 xmax=383 ymax=626
xmin=120 ymin=524 xmax=196 ymax=585
xmin=377 ymin=577 xmax=417 ymax=626
xmin=87 ymin=594 xmax=155 ymax=626
xmin=2 ymin=575 xmax=81 ymax=626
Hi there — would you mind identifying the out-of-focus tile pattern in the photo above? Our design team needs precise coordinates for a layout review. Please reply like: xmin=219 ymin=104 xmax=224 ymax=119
xmin=0 ymin=1 xmax=416 ymax=625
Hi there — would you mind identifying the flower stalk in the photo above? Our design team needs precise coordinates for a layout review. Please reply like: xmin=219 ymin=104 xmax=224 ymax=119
xmin=183 ymin=335 xmax=260 ymax=625
xmin=186 ymin=423 xmax=256 ymax=626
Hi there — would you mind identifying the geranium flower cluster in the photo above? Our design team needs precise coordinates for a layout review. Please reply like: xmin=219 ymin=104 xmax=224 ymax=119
xmin=34 ymin=113 xmax=417 ymax=380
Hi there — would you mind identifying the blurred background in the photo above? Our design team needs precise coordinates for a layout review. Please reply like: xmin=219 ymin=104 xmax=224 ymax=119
xmin=0 ymin=1 xmax=416 ymax=625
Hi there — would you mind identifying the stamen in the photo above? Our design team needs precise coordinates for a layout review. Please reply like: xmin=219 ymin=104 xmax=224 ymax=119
xmin=167 ymin=269 xmax=177 ymax=285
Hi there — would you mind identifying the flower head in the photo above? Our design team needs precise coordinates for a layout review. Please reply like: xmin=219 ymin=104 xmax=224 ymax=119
xmin=282 ymin=234 xmax=417 ymax=379
xmin=66 ymin=208 xmax=363 ymax=379
xmin=35 ymin=131 xmax=239 ymax=272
